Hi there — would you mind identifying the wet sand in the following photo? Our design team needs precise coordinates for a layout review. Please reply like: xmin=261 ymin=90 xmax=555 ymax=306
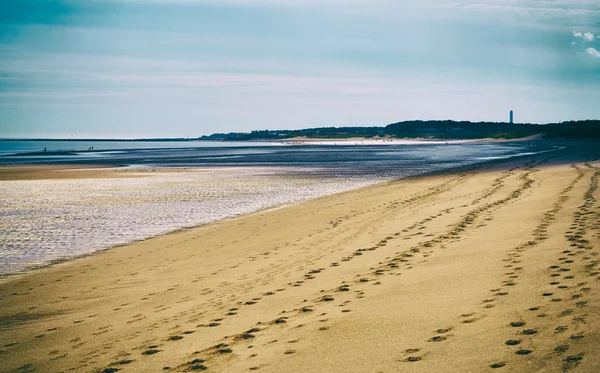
xmin=0 ymin=166 xmax=399 ymax=275
xmin=1 ymin=147 xmax=599 ymax=373
xmin=0 ymin=165 xmax=154 ymax=181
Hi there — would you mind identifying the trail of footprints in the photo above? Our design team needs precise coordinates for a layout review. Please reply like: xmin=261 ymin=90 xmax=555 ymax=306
xmin=396 ymin=167 xmax=544 ymax=363
xmin=78 ymin=171 xmax=498 ymax=371
xmin=60 ymin=175 xmax=457 ymax=372
xmin=401 ymin=163 xmax=598 ymax=371
xmin=483 ymin=164 xmax=599 ymax=371
xmin=82 ymin=165 xmax=550 ymax=373
xmin=4 ymin=167 xmax=523 ymax=373
xmin=377 ymin=161 xmax=598 ymax=368
xmin=138 ymin=169 xmax=542 ymax=371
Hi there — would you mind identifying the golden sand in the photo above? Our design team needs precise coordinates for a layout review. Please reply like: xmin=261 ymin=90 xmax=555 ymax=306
xmin=1 ymin=152 xmax=599 ymax=373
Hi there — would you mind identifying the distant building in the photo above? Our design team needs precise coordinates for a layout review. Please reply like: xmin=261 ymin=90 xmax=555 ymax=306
xmin=510 ymin=110 xmax=514 ymax=124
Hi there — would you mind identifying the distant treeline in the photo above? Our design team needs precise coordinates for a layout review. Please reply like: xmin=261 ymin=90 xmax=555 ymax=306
xmin=199 ymin=120 xmax=600 ymax=141
xmin=385 ymin=120 xmax=600 ymax=139
xmin=199 ymin=127 xmax=385 ymax=141
xmin=542 ymin=120 xmax=600 ymax=139
xmin=384 ymin=120 xmax=536 ymax=139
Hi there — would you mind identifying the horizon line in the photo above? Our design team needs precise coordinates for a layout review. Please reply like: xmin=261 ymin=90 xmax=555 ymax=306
xmin=2 ymin=119 xmax=598 ymax=141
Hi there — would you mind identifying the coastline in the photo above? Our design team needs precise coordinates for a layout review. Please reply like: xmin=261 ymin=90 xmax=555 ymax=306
xmin=0 ymin=134 xmax=557 ymax=181
xmin=0 ymin=141 xmax=580 ymax=279
xmin=1 ymin=145 xmax=598 ymax=372
xmin=0 ymin=143 xmax=565 ymax=278
xmin=0 ymin=134 xmax=545 ymax=159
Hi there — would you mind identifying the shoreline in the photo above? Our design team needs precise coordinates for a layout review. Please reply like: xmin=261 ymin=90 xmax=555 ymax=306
xmin=0 ymin=146 xmax=566 ymax=280
xmin=0 ymin=134 xmax=545 ymax=159
xmin=0 ymin=142 xmax=579 ymax=280
xmin=0 ymin=138 xmax=561 ymax=181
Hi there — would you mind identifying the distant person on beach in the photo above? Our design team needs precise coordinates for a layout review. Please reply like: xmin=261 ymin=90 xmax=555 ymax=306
xmin=43 ymin=147 xmax=46 ymax=152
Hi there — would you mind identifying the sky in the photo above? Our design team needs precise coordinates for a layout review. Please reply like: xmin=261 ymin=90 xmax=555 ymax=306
xmin=1 ymin=0 xmax=599 ymax=138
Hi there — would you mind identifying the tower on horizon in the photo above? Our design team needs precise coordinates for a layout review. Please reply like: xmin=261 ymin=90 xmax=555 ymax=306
xmin=510 ymin=110 xmax=514 ymax=124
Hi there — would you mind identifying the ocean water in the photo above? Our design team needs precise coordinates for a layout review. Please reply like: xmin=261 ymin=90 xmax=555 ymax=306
xmin=0 ymin=139 xmax=270 ymax=156
xmin=0 ymin=141 xmax=555 ymax=275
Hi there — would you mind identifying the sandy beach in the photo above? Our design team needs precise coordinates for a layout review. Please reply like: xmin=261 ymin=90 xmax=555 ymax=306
xmin=1 ymin=146 xmax=599 ymax=373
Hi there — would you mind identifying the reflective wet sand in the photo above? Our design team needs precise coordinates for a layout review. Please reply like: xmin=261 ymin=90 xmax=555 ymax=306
xmin=1 ymin=167 xmax=397 ymax=274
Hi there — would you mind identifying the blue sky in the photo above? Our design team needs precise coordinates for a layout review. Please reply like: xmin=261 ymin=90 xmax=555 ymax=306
xmin=1 ymin=0 xmax=599 ymax=138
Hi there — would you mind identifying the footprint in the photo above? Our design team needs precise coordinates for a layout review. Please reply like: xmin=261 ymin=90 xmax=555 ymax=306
xmin=563 ymin=353 xmax=584 ymax=368
xmin=521 ymin=329 xmax=537 ymax=335
xmin=428 ymin=336 xmax=447 ymax=342
xmin=555 ymin=345 xmax=569 ymax=353
xmin=515 ymin=349 xmax=533 ymax=355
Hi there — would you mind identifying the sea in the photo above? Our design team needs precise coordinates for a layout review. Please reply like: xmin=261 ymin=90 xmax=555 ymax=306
xmin=0 ymin=139 xmax=556 ymax=275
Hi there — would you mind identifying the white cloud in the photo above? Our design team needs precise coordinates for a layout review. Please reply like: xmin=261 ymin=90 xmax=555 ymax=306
xmin=583 ymin=32 xmax=595 ymax=41
xmin=573 ymin=31 xmax=597 ymax=42
xmin=587 ymin=47 xmax=600 ymax=57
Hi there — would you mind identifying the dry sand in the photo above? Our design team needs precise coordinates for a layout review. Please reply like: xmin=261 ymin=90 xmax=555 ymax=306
xmin=1 ymin=148 xmax=599 ymax=373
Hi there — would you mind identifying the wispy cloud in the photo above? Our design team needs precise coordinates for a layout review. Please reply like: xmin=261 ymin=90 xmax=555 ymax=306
xmin=587 ymin=47 xmax=600 ymax=57
xmin=574 ymin=31 xmax=596 ymax=41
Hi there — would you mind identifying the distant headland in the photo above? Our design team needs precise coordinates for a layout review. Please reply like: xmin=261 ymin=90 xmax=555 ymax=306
xmin=199 ymin=119 xmax=600 ymax=141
